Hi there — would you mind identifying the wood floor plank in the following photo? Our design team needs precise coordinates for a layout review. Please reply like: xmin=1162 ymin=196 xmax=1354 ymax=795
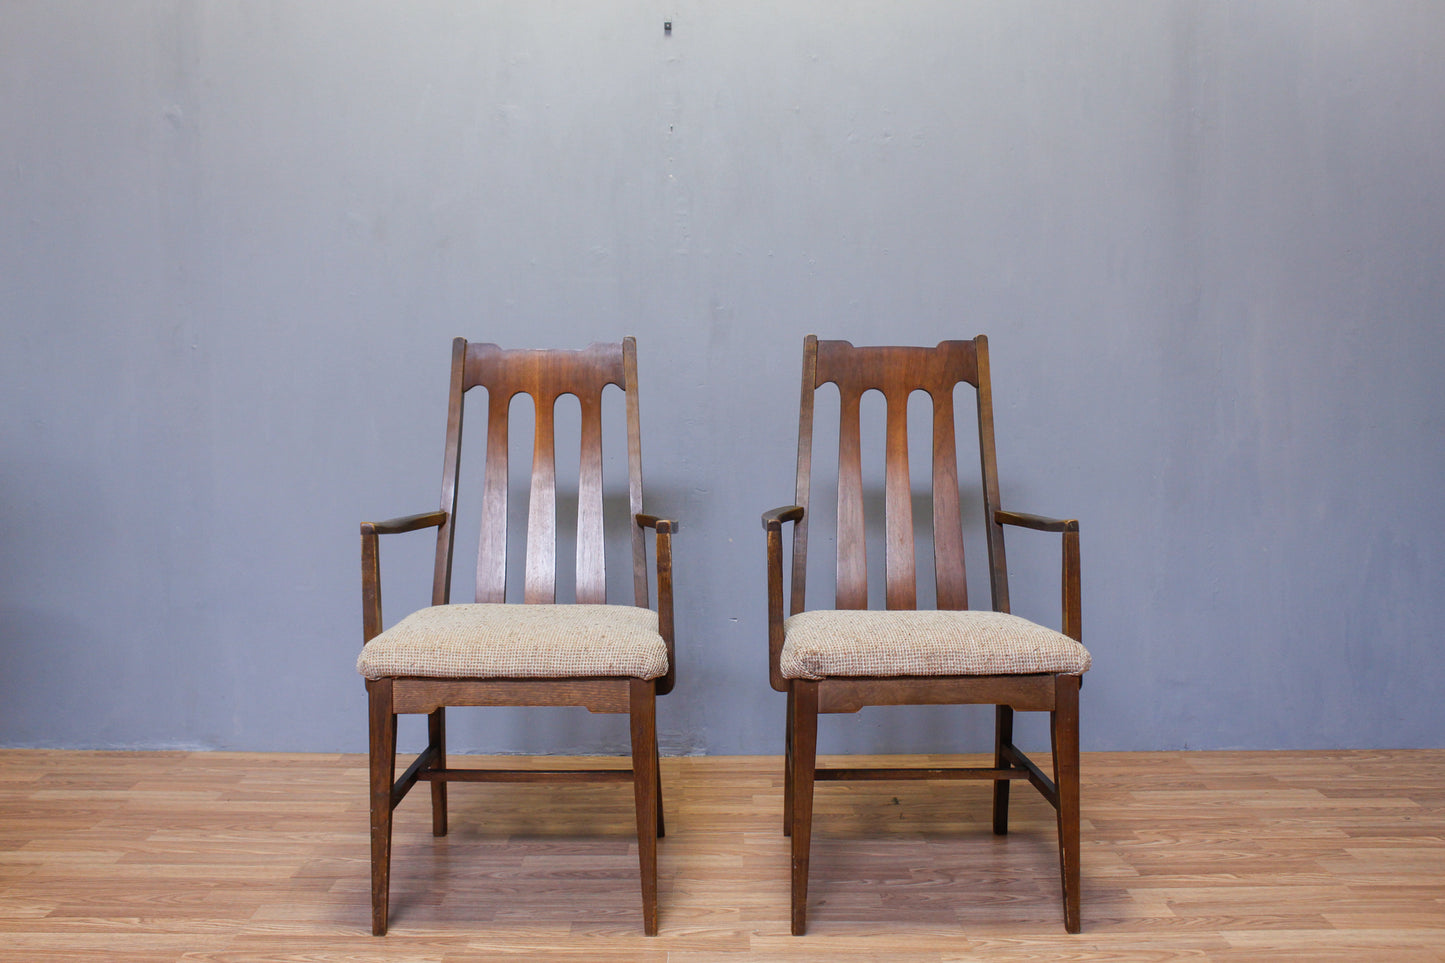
xmin=0 ymin=749 xmax=1443 ymax=959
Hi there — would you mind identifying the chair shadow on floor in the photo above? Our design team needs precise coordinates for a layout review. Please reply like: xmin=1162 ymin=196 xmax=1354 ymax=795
xmin=375 ymin=779 xmax=648 ymax=932
xmin=800 ymin=776 xmax=1072 ymax=932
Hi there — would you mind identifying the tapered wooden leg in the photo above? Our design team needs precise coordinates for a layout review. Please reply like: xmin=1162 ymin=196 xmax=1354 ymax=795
xmin=783 ymin=686 xmax=795 ymax=836
xmin=789 ymin=681 xmax=818 ymax=936
xmin=428 ymin=708 xmax=447 ymax=837
xmin=629 ymin=679 xmax=660 ymax=936
xmin=367 ymin=679 xmax=397 ymax=936
xmin=993 ymin=704 xmax=1014 ymax=836
xmin=1052 ymin=674 xmax=1082 ymax=933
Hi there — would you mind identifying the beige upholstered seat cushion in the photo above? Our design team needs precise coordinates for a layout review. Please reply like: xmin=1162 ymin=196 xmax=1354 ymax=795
xmin=356 ymin=603 xmax=668 ymax=681
xmin=780 ymin=609 xmax=1090 ymax=681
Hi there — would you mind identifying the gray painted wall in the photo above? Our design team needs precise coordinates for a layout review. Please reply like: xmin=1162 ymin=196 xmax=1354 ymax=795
xmin=3 ymin=1 xmax=1443 ymax=755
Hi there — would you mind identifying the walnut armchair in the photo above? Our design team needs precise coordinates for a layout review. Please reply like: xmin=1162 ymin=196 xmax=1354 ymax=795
xmin=762 ymin=335 xmax=1090 ymax=934
xmin=357 ymin=338 xmax=676 ymax=935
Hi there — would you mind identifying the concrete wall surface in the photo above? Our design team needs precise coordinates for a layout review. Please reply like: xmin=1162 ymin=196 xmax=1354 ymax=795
xmin=2 ymin=1 xmax=1443 ymax=754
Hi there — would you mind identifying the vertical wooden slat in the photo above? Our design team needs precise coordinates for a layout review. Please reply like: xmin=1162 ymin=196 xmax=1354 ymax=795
xmin=883 ymin=389 xmax=916 ymax=610
xmin=624 ymin=338 xmax=648 ymax=608
xmin=576 ymin=388 xmax=606 ymax=604
xmin=931 ymin=388 xmax=967 ymax=610
xmin=524 ymin=393 xmax=558 ymax=604
xmin=790 ymin=336 xmax=818 ymax=616
xmin=835 ymin=386 xmax=867 ymax=609
xmin=475 ymin=389 xmax=511 ymax=603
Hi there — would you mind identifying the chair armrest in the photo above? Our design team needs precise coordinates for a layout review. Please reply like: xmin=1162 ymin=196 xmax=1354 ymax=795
xmin=995 ymin=509 xmax=1077 ymax=533
xmin=762 ymin=504 xmax=805 ymax=531
xmin=762 ymin=505 xmax=806 ymax=692
xmin=362 ymin=511 xmax=448 ymax=536
xmin=994 ymin=508 xmax=1081 ymax=643
xmin=361 ymin=510 xmax=449 ymax=644
xmin=634 ymin=513 xmax=679 ymax=695
xmin=635 ymin=513 xmax=679 ymax=535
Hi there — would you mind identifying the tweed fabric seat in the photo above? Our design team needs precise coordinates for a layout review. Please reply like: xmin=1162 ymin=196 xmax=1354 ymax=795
xmin=357 ymin=603 xmax=668 ymax=681
xmin=780 ymin=609 xmax=1090 ymax=681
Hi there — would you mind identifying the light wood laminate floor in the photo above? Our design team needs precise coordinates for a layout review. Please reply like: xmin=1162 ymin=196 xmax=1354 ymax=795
xmin=1 ymin=749 xmax=1442 ymax=961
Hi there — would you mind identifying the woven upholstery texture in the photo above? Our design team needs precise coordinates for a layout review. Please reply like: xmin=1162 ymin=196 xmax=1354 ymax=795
xmin=356 ymin=603 xmax=667 ymax=681
xmin=780 ymin=609 xmax=1090 ymax=681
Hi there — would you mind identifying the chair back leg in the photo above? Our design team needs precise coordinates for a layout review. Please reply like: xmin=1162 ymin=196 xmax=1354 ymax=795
xmin=629 ymin=679 xmax=661 ymax=936
xmin=788 ymin=680 xmax=820 ymax=936
xmin=992 ymin=704 xmax=1015 ymax=835
xmin=428 ymin=708 xmax=448 ymax=837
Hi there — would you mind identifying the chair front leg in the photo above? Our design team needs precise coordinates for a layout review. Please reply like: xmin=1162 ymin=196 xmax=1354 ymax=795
xmin=789 ymin=681 xmax=819 ymax=936
xmin=629 ymin=679 xmax=661 ymax=936
xmin=367 ymin=679 xmax=397 ymax=936
xmin=1051 ymin=674 xmax=1082 ymax=933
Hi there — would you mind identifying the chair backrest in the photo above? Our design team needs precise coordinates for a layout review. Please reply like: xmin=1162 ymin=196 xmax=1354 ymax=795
xmin=788 ymin=335 xmax=1014 ymax=615
xmin=429 ymin=338 xmax=648 ymax=609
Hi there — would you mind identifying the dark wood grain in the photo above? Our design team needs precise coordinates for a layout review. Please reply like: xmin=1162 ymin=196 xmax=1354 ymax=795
xmin=763 ymin=335 xmax=1087 ymax=935
xmin=882 ymin=390 xmax=915 ymax=609
xmin=366 ymin=678 xmax=396 ymax=936
xmin=1053 ymin=674 xmax=1082 ymax=932
xmin=930 ymin=392 xmax=967 ymax=610
xmin=360 ymin=337 xmax=676 ymax=936
xmin=362 ymin=511 xmax=449 ymax=535
xmin=434 ymin=339 xmax=467 ymax=607
xmin=625 ymin=338 xmax=648 ymax=609
xmin=361 ymin=512 xmax=446 ymax=642
xmin=975 ymin=335 xmax=1012 ymax=615
xmin=475 ymin=389 xmax=510 ymax=603
xmin=789 ymin=337 xmax=817 ymax=617
xmin=993 ymin=703 xmax=1015 ymax=835
xmin=834 ymin=384 xmax=867 ymax=609
xmin=788 ymin=681 xmax=819 ymax=937
xmin=390 ymin=677 xmax=633 ymax=715
xmin=630 ymin=678 xmax=660 ymax=936
xmin=762 ymin=506 xmax=802 ymax=693
xmin=524 ymin=391 xmax=558 ymax=604
xmin=576 ymin=390 xmax=607 ymax=604
xmin=428 ymin=708 xmax=447 ymax=837
xmin=816 ymin=675 xmax=1058 ymax=714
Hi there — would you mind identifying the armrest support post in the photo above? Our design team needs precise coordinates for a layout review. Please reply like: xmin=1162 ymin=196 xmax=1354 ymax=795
xmin=635 ymin=513 xmax=679 ymax=696
xmin=1062 ymin=527 xmax=1081 ymax=642
xmin=995 ymin=508 xmax=1082 ymax=644
xmin=761 ymin=505 xmax=805 ymax=692
xmin=359 ymin=511 xmax=448 ymax=645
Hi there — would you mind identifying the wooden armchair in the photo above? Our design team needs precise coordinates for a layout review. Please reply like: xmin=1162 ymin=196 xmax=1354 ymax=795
xmin=762 ymin=335 xmax=1091 ymax=934
xmin=357 ymin=338 xmax=676 ymax=935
